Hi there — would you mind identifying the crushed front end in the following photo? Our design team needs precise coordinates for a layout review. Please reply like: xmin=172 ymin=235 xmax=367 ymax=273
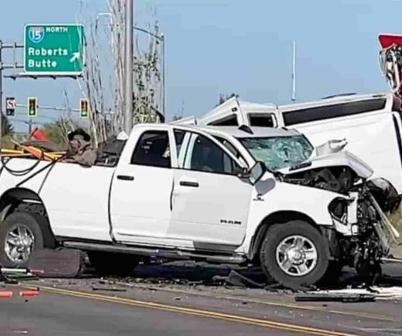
xmin=282 ymin=163 xmax=400 ymax=281
xmin=328 ymin=184 xmax=392 ymax=280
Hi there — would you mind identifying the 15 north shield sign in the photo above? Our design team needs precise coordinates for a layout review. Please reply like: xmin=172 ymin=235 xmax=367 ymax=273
xmin=24 ymin=24 xmax=84 ymax=75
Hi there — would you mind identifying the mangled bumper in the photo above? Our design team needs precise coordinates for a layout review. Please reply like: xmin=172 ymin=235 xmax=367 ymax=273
xmin=328 ymin=190 xmax=394 ymax=257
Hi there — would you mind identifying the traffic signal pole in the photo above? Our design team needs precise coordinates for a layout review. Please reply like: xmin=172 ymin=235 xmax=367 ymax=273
xmin=28 ymin=118 xmax=32 ymax=137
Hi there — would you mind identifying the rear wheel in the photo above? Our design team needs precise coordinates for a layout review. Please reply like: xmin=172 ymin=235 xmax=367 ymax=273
xmin=0 ymin=211 xmax=54 ymax=268
xmin=87 ymin=251 xmax=139 ymax=276
xmin=259 ymin=220 xmax=329 ymax=289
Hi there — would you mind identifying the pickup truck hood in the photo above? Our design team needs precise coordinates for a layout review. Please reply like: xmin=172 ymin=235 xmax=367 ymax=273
xmin=277 ymin=150 xmax=374 ymax=179
xmin=278 ymin=145 xmax=400 ymax=212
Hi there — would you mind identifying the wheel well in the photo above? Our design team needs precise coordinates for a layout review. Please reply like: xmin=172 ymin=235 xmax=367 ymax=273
xmin=248 ymin=211 xmax=320 ymax=261
xmin=0 ymin=188 xmax=54 ymax=238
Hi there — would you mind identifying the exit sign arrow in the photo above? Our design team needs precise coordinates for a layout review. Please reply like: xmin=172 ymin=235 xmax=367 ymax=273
xmin=70 ymin=52 xmax=80 ymax=63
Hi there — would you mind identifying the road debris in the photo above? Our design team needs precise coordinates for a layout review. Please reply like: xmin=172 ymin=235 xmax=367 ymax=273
xmin=91 ymin=286 xmax=127 ymax=292
xmin=295 ymin=292 xmax=376 ymax=303
xmin=295 ymin=286 xmax=402 ymax=302
xmin=0 ymin=291 xmax=13 ymax=298
xmin=0 ymin=267 xmax=38 ymax=283
xmin=19 ymin=290 xmax=39 ymax=298
xmin=218 ymin=270 xmax=266 ymax=289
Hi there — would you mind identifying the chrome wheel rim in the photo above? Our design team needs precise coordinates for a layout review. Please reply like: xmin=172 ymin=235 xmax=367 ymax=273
xmin=4 ymin=224 xmax=35 ymax=263
xmin=276 ymin=235 xmax=318 ymax=277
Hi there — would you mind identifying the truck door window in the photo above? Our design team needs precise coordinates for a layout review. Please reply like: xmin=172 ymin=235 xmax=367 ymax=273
xmin=174 ymin=130 xmax=185 ymax=154
xmin=208 ymin=115 xmax=238 ymax=126
xmin=215 ymin=136 xmax=247 ymax=169
xmin=131 ymin=130 xmax=171 ymax=168
xmin=187 ymin=134 xmax=241 ymax=175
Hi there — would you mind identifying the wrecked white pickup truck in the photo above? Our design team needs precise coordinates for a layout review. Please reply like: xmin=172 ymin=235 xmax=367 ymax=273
xmin=0 ymin=123 xmax=396 ymax=288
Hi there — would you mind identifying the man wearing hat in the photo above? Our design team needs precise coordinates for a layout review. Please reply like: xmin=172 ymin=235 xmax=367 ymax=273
xmin=64 ymin=128 xmax=97 ymax=167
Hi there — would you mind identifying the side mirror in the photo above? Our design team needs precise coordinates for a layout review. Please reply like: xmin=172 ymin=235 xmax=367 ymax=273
xmin=248 ymin=161 xmax=266 ymax=185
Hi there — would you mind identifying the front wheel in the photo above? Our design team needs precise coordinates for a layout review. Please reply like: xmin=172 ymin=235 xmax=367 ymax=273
xmin=259 ymin=220 xmax=329 ymax=289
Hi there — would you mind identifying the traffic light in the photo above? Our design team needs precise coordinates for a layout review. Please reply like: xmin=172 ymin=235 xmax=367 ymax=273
xmin=27 ymin=97 xmax=37 ymax=117
xmin=80 ymin=98 xmax=89 ymax=118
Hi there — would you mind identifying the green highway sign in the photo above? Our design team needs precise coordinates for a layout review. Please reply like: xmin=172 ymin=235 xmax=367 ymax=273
xmin=24 ymin=24 xmax=84 ymax=75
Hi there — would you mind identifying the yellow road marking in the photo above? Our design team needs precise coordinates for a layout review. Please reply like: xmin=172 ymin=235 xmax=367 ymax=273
xmin=112 ymin=281 xmax=396 ymax=323
xmin=38 ymin=285 xmax=358 ymax=336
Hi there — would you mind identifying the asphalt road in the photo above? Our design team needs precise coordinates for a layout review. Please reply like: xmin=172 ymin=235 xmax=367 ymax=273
xmin=1 ymin=261 xmax=402 ymax=336
xmin=0 ymin=286 xmax=318 ymax=336
xmin=1 ymin=273 xmax=402 ymax=336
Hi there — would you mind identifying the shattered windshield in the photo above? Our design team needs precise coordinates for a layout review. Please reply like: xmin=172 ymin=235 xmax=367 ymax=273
xmin=239 ymin=135 xmax=313 ymax=171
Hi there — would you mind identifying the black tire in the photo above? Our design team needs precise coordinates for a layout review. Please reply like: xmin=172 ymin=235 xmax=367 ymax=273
xmin=259 ymin=220 xmax=329 ymax=290
xmin=0 ymin=211 xmax=54 ymax=268
xmin=87 ymin=251 xmax=139 ymax=276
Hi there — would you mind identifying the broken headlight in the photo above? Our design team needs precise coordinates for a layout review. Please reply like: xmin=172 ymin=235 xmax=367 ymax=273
xmin=328 ymin=198 xmax=349 ymax=223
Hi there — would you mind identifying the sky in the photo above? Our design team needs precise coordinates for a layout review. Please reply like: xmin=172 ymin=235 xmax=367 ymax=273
xmin=0 ymin=0 xmax=401 ymax=129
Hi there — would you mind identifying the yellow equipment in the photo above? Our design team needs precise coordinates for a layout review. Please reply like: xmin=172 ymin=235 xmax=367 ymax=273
xmin=1 ymin=147 xmax=65 ymax=161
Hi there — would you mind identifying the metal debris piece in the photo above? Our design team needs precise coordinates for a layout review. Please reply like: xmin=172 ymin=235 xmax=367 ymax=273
xmin=295 ymin=292 xmax=375 ymax=302
xmin=1 ymin=268 xmax=29 ymax=274
xmin=91 ymin=286 xmax=127 ymax=292
xmin=223 ymin=270 xmax=266 ymax=289
xmin=0 ymin=267 xmax=38 ymax=283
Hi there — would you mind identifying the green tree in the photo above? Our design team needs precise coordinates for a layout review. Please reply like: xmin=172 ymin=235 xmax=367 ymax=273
xmin=40 ymin=117 xmax=79 ymax=150
xmin=1 ymin=113 xmax=13 ymax=136
xmin=0 ymin=114 xmax=15 ymax=149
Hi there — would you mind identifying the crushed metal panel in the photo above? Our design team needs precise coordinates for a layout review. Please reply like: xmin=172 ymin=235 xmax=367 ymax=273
xmin=199 ymin=97 xmax=245 ymax=126
xmin=173 ymin=97 xmax=278 ymax=127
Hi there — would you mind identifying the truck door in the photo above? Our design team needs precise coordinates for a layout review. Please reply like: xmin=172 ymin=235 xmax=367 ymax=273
xmin=168 ymin=129 xmax=252 ymax=249
xmin=110 ymin=128 xmax=174 ymax=243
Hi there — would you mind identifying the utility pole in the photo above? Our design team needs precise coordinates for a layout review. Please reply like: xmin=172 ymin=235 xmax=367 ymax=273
xmin=28 ymin=119 xmax=32 ymax=137
xmin=291 ymin=40 xmax=296 ymax=103
xmin=124 ymin=0 xmax=134 ymax=134
xmin=162 ymin=33 xmax=166 ymax=117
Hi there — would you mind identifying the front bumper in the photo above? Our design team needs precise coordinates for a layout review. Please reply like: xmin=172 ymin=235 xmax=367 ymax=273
xmin=329 ymin=191 xmax=393 ymax=257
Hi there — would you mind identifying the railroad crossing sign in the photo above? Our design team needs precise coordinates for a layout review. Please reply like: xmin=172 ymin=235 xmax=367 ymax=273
xmin=24 ymin=24 xmax=85 ymax=75
xmin=5 ymin=97 xmax=16 ymax=116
